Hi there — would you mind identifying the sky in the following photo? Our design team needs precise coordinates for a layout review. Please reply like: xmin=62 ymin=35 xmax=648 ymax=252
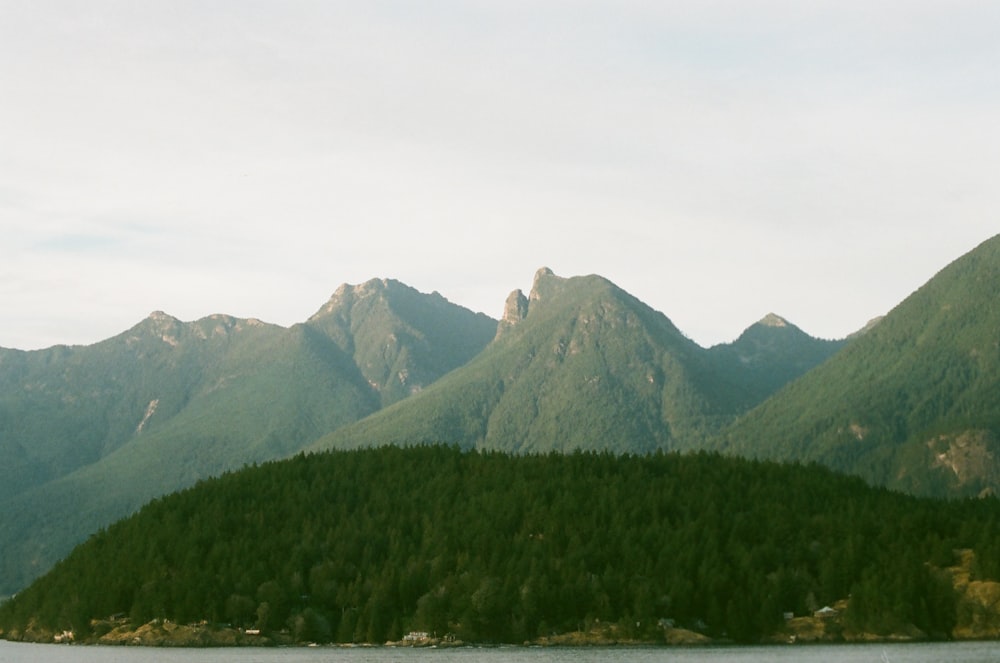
xmin=2 ymin=1 xmax=998 ymax=351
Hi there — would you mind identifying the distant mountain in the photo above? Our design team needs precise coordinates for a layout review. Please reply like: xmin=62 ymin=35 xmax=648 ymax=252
xmin=714 ymin=233 xmax=1000 ymax=497
xmin=306 ymin=278 xmax=498 ymax=406
xmin=0 ymin=313 xmax=295 ymax=503
xmin=0 ymin=266 xmax=856 ymax=597
xmin=0 ymin=281 xmax=496 ymax=596
xmin=8 ymin=235 xmax=1000 ymax=636
xmin=707 ymin=313 xmax=846 ymax=410
xmin=312 ymin=268 xmax=841 ymax=455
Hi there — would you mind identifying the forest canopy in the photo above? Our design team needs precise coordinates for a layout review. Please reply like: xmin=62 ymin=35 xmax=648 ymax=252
xmin=3 ymin=445 xmax=999 ymax=644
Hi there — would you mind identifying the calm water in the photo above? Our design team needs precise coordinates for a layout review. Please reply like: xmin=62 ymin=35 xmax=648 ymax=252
xmin=1 ymin=642 xmax=998 ymax=663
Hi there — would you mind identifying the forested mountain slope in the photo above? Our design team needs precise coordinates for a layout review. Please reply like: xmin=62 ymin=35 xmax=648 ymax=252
xmin=0 ymin=282 xmax=495 ymax=596
xmin=305 ymin=278 xmax=498 ymax=406
xmin=313 ymin=268 xmax=842 ymax=455
xmin=715 ymin=233 xmax=1000 ymax=497
xmin=0 ymin=265 xmax=840 ymax=598
xmin=707 ymin=313 xmax=846 ymax=408
xmin=3 ymin=446 xmax=995 ymax=645
xmin=0 ymin=313 xmax=288 ymax=504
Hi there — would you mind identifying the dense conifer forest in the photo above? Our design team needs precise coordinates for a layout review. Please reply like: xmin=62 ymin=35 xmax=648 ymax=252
xmin=3 ymin=445 xmax=999 ymax=644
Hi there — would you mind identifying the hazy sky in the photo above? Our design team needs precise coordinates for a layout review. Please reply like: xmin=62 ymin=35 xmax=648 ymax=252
xmin=2 ymin=2 xmax=998 ymax=350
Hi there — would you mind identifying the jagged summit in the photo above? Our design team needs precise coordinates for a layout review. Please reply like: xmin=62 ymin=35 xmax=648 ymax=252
xmin=0 ymin=276 xmax=497 ymax=596
xmin=308 ymin=278 xmax=398 ymax=321
xmin=528 ymin=266 xmax=563 ymax=303
xmin=313 ymin=265 xmax=771 ymax=457
xmin=496 ymin=289 xmax=529 ymax=338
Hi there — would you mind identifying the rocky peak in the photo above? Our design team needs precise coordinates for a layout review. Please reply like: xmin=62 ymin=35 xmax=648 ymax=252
xmin=496 ymin=289 xmax=530 ymax=339
xmin=355 ymin=278 xmax=390 ymax=297
xmin=138 ymin=311 xmax=183 ymax=348
xmin=529 ymin=267 xmax=564 ymax=303
xmin=144 ymin=311 xmax=182 ymax=335
xmin=147 ymin=311 xmax=179 ymax=324
xmin=503 ymin=289 xmax=529 ymax=324
xmin=757 ymin=313 xmax=789 ymax=328
xmin=309 ymin=278 xmax=392 ymax=322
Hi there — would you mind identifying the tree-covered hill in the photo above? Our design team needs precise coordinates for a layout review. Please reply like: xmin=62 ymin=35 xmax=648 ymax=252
xmin=707 ymin=313 xmax=846 ymax=409
xmin=714 ymin=233 xmax=1000 ymax=497
xmin=0 ymin=282 xmax=496 ymax=597
xmin=312 ymin=268 xmax=841 ymax=455
xmin=2 ymin=445 xmax=996 ymax=645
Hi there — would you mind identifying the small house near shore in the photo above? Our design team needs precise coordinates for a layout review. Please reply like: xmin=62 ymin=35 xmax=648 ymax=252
xmin=814 ymin=606 xmax=839 ymax=619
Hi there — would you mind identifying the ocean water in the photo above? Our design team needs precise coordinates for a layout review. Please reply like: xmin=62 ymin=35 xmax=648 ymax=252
xmin=0 ymin=642 xmax=998 ymax=663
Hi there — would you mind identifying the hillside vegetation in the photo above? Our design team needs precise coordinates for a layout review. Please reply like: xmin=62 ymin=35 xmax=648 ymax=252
xmin=4 ymin=232 xmax=997 ymax=606
xmin=3 ymin=446 xmax=999 ymax=645
xmin=0 ymin=279 xmax=496 ymax=596
xmin=716 ymin=233 xmax=1000 ymax=497
xmin=312 ymin=269 xmax=842 ymax=455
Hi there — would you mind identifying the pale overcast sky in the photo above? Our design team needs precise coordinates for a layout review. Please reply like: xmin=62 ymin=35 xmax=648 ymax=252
xmin=2 ymin=1 xmax=998 ymax=350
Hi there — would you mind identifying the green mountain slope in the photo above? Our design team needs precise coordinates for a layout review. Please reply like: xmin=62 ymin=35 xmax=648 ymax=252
xmin=313 ymin=269 xmax=841 ymax=454
xmin=306 ymin=278 xmax=497 ymax=406
xmin=0 ymin=313 xmax=290 ymax=503
xmin=715 ymin=233 xmax=1000 ymax=497
xmin=2 ymin=446 xmax=993 ymax=645
xmin=707 ymin=313 xmax=846 ymax=410
xmin=0 ymin=284 xmax=496 ymax=596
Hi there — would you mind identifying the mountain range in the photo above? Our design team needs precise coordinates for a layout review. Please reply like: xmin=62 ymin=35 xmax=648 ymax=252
xmin=309 ymin=267 xmax=844 ymax=455
xmin=1 ymin=233 xmax=998 ymax=596
xmin=0 ymin=279 xmax=496 ymax=595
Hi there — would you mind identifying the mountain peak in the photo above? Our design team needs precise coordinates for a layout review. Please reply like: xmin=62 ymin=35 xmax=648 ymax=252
xmin=757 ymin=313 xmax=789 ymax=328
xmin=730 ymin=313 xmax=804 ymax=345
xmin=496 ymin=289 xmax=529 ymax=338
xmin=529 ymin=267 xmax=564 ymax=303
xmin=309 ymin=278 xmax=394 ymax=321
xmin=147 ymin=310 xmax=179 ymax=323
xmin=355 ymin=277 xmax=391 ymax=296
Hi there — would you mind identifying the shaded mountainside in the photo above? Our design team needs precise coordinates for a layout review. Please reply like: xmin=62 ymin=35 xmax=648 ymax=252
xmin=707 ymin=313 xmax=846 ymax=410
xmin=306 ymin=278 xmax=497 ymax=406
xmin=312 ymin=268 xmax=841 ymax=455
xmin=0 ymin=267 xmax=837 ymax=598
xmin=0 ymin=281 xmax=496 ymax=596
xmin=0 ymin=313 xmax=282 ymax=503
xmin=3 ymin=446 xmax=998 ymax=646
xmin=715 ymin=233 xmax=1000 ymax=497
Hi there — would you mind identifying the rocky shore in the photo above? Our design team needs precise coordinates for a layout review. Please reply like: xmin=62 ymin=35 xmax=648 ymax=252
xmin=5 ymin=550 xmax=1000 ymax=648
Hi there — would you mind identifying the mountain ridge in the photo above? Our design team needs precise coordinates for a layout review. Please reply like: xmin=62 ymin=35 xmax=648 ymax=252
xmin=311 ymin=268 xmax=843 ymax=455
xmin=7 ymin=231 xmax=996 ymax=598
xmin=713 ymin=233 xmax=1000 ymax=496
xmin=0 ymin=281 xmax=497 ymax=596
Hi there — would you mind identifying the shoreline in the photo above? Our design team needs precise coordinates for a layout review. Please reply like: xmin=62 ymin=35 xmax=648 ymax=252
xmin=3 ymin=617 xmax=994 ymax=649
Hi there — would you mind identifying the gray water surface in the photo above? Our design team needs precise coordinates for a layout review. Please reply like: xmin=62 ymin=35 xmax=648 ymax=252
xmin=1 ymin=642 xmax=998 ymax=663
